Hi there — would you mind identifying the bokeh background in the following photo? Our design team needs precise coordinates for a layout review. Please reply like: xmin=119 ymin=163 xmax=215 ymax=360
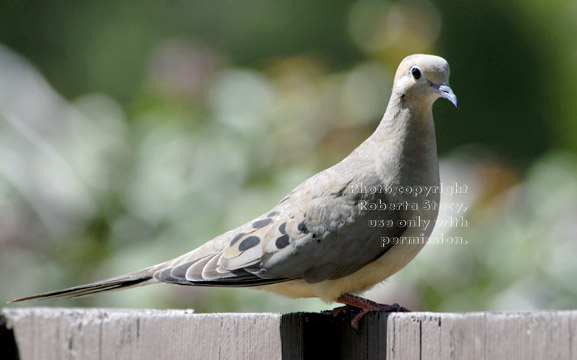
xmin=1 ymin=0 xmax=576 ymax=313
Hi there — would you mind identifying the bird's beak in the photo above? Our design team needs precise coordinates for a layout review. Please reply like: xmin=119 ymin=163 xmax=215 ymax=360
xmin=433 ymin=84 xmax=458 ymax=108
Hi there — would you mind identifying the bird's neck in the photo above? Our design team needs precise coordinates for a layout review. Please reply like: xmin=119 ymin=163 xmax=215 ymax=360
xmin=371 ymin=94 xmax=439 ymax=188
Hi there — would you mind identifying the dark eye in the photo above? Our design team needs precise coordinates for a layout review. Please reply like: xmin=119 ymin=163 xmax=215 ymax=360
xmin=410 ymin=66 xmax=422 ymax=80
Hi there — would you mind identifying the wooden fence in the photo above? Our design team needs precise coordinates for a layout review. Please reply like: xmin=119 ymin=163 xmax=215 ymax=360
xmin=1 ymin=308 xmax=576 ymax=359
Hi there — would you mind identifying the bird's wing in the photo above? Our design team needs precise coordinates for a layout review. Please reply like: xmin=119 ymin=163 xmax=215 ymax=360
xmin=155 ymin=155 xmax=406 ymax=287
xmin=9 ymin=151 xmax=406 ymax=301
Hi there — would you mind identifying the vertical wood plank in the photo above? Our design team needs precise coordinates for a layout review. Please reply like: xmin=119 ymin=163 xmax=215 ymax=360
xmin=387 ymin=311 xmax=577 ymax=360
xmin=3 ymin=308 xmax=283 ymax=360
xmin=386 ymin=312 xmax=422 ymax=360
xmin=281 ymin=310 xmax=388 ymax=360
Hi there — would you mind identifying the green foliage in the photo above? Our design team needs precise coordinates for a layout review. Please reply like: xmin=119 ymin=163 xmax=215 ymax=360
xmin=1 ymin=0 xmax=576 ymax=313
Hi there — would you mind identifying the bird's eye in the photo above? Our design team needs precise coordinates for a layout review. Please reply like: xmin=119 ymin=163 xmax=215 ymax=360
xmin=410 ymin=66 xmax=422 ymax=80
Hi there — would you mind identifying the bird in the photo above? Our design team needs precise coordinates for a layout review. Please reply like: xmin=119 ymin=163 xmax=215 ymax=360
xmin=10 ymin=54 xmax=458 ymax=329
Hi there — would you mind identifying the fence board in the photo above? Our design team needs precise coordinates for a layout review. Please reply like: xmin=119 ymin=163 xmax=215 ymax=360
xmin=2 ymin=308 xmax=577 ymax=360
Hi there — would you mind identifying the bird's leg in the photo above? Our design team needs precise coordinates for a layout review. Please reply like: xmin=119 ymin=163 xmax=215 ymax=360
xmin=333 ymin=293 xmax=410 ymax=330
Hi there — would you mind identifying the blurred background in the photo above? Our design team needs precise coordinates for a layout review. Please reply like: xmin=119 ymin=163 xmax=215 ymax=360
xmin=1 ymin=0 xmax=576 ymax=314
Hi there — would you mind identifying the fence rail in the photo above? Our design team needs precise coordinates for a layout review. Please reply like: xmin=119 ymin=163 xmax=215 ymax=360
xmin=2 ymin=308 xmax=576 ymax=359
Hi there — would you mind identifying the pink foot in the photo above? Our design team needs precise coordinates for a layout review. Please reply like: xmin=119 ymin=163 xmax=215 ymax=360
xmin=334 ymin=293 xmax=410 ymax=330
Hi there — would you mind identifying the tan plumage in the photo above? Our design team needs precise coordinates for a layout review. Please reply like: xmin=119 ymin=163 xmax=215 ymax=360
xmin=10 ymin=55 xmax=457 ymax=317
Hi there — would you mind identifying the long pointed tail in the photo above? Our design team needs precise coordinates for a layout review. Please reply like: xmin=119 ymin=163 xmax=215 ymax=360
xmin=8 ymin=269 xmax=157 ymax=303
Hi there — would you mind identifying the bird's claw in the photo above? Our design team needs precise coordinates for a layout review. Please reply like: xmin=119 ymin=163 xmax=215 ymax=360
xmin=333 ymin=293 xmax=411 ymax=330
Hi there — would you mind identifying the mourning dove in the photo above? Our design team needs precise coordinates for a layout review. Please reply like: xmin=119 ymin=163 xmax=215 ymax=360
xmin=10 ymin=54 xmax=457 ymax=328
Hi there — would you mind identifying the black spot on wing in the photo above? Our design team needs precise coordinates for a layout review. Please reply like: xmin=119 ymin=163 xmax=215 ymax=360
xmin=275 ymin=234 xmax=290 ymax=249
xmin=252 ymin=218 xmax=273 ymax=229
xmin=278 ymin=222 xmax=286 ymax=234
xmin=230 ymin=233 xmax=246 ymax=246
xmin=238 ymin=236 xmax=260 ymax=251
xmin=297 ymin=221 xmax=309 ymax=234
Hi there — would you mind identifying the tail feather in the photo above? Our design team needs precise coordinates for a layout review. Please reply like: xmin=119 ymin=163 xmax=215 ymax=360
xmin=8 ymin=271 xmax=155 ymax=303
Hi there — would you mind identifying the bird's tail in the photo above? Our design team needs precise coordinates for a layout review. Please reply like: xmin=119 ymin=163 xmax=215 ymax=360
xmin=7 ymin=268 xmax=158 ymax=303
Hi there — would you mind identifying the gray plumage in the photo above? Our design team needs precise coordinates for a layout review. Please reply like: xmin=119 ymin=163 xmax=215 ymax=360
xmin=10 ymin=54 xmax=457 ymax=304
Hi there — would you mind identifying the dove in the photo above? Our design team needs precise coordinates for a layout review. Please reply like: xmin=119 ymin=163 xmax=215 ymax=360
xmin=10 ymin=54 xmax=457 ymax=329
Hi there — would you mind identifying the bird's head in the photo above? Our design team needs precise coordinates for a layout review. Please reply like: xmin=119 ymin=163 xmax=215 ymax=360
xmin=393 ymin=54 xmax=458 ymax=109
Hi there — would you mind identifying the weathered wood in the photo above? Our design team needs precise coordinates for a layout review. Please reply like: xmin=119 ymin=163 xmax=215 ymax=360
xmin=385 ymin=311 xmax=577 ymax=360
xmin=2 ymin=308 xmax=577 ymax=360
xmin=2 ymin=308 xmax=283 ymax=360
